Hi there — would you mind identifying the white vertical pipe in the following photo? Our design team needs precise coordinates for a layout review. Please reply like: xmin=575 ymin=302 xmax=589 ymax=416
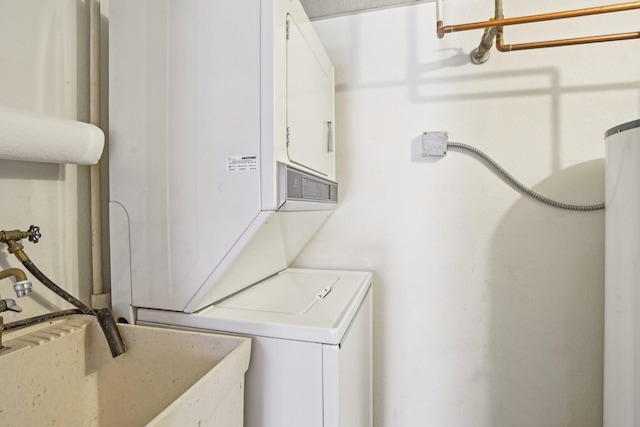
xmin=89 ymin=0 xmax=104 ymax=301
xmin=435 ymin=0 xmax=444 ymax=22
xmin=603 ymin=119 xmax=640 ymax=426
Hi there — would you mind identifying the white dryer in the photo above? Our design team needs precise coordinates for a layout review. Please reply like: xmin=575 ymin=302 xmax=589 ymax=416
xmin=108 ymin=0 xmax=372 ymax=426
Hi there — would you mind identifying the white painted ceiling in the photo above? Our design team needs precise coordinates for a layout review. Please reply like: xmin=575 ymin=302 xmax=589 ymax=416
xmin=300 ymin=0 xmax=432 ymax=20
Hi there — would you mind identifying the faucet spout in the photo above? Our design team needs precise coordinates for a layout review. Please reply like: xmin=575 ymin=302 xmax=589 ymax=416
xmin=0 ymin=268 xmax=33 ymax=297
xmin=0 ymin=268 xmax=27 ymax=283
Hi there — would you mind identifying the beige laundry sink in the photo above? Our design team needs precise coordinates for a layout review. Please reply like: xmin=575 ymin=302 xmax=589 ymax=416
xmin=0 ymin=315 xmax=250 ymax=426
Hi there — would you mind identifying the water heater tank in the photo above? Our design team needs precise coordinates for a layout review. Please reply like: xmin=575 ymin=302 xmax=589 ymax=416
xmin=604 ymin=118 xmax=640 ymax=426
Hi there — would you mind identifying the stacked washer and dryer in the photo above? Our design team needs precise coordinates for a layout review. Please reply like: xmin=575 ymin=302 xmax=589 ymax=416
xmin=108 ymin=1 xmax=372 ymax=426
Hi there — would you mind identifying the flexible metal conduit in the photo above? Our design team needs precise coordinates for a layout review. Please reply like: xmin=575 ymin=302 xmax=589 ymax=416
xmin=448 ymin=142 xmax=605 ymax=211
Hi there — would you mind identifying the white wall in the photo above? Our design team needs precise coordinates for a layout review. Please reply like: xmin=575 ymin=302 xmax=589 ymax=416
xmin=294 ymin=1 xmax=640 ymax=426
xmin=0 ymin=1 xmax=98 ymax=319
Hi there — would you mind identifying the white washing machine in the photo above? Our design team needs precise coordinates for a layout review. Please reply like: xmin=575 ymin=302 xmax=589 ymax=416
xmin=137 ymin=268 xmax=372 ymax=427
xmin=108 ymin=1 xmax=372 ymax=426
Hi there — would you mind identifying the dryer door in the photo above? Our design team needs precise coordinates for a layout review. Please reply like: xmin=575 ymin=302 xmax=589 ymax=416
xmin=286 ymin=14 xmax=335 ymax=179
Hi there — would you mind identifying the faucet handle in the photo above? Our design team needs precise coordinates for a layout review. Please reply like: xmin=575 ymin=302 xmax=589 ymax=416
xmin=0 ymin=299 xmax=22 ymax=313
xmin=27 ymin=225 xmax=41 ymax=244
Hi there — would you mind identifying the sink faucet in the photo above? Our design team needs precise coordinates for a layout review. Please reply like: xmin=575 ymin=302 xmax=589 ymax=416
xmin=0 ymin=226 xmax=126 ymax=357
xmin=0 ymin=267 xmax=31 ymax=350
xmin=0 ymin=297 xmax=23 ymax=347
xmin=0 ymin=268 xmax=33 ymax=298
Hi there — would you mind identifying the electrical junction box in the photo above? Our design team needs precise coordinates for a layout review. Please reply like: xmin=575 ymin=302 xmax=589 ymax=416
xmin=422 ymin=131 xmax=448 ymax=157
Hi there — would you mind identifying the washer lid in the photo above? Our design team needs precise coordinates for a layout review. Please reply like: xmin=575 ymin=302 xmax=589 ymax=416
xmin=136 ymin=268 xmax=372 ymax=344
xmin=216 ymin=270 xmax=340 ymax=314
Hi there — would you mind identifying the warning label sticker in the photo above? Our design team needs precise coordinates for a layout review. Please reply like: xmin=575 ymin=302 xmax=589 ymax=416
xmin=226 ymin=155 xmax=258 ymax=171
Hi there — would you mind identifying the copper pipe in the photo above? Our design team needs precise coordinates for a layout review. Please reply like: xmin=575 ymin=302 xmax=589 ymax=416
xmin=437 ymin=1 xmax=640 ymax=38
xmin=497 ymin=30 xmax=640 ymax=51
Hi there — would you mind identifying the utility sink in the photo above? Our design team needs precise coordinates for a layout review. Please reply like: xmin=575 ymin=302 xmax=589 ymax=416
xmin=0 ymin=315 xmax=251 ymax=426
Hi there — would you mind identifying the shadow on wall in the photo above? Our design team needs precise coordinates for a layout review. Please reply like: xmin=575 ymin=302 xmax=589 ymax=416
xmin=0 ymin=159 xmax=62 ymax=181
xmin=488 ymin=159 xmax=604 ymax=426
